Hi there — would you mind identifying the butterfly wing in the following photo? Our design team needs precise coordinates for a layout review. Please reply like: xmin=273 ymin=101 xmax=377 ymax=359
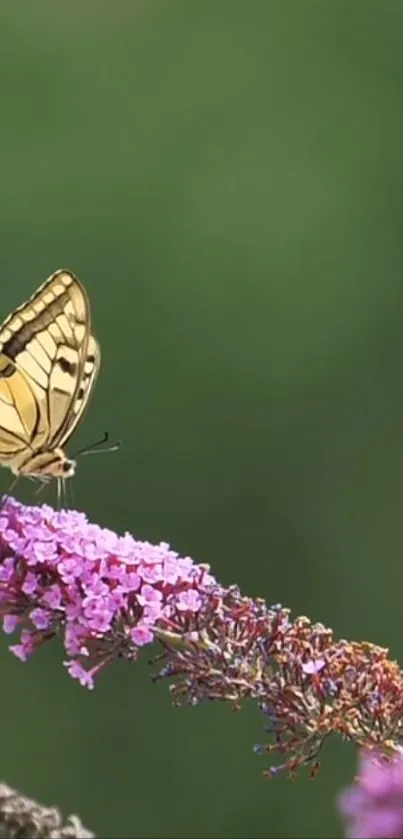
xmin=53 ymin=330 xmax=100 ymax=449
xmin=0 ymin=270 xmax=99 ymax=465
xmin=0 ymin=354 xmax=43 ymax=465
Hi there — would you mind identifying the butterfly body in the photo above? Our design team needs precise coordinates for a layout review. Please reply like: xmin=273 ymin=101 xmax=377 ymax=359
xmin=0 ymin=270 xmax=100 ymax=488
xmin=8 ymin=447 xmax=76 ymax=481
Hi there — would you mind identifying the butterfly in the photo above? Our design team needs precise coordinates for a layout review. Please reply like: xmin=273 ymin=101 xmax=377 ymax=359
xmin=0 ymin=269 xmax=100 ymax=500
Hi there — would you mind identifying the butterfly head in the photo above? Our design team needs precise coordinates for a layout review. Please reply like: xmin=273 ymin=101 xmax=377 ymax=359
xmin=48 ymin=450 xmax=77 ymax=479
xmin=16 ymin=448 xmax=77 ymax=481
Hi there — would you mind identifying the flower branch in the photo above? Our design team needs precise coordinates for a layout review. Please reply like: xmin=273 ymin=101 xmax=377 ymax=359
xmin=0 ymin=497 xmax=402 ymax=782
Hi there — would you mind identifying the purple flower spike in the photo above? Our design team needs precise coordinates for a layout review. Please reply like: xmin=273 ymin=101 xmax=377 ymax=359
xmin=0 ymin=497 xmax=219 ymax=688
xmin=4 ymin=497 xmax=403 ymax=783
xmin=339 ymin=750 xmax=403 ymax=838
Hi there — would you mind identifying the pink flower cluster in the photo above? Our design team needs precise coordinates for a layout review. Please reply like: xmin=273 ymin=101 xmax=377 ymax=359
xmin=339 ymin=751 xmax=403 ymax=838
xmin=0 ymin=497 xmax=217 ymax=688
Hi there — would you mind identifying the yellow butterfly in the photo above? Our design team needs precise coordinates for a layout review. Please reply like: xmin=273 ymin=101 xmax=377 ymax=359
xmin=0 ymin=270 xmax=100 ymax=497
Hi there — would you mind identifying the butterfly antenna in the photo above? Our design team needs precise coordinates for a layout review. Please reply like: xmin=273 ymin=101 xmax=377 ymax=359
xmin=75 ymin=431 xmax=121 ymax=458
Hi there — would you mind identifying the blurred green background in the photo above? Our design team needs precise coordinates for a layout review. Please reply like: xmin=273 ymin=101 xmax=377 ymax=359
xmin=0 ymin=1 xmax=402 ymax=836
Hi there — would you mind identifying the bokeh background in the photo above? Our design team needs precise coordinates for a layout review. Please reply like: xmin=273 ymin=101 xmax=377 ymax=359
xmin=0 ymin=1 xmax=402 ymax=836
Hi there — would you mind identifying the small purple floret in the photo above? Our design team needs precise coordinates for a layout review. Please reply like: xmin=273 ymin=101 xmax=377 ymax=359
xmin=302 ymin=657 xmax=326 ymax=675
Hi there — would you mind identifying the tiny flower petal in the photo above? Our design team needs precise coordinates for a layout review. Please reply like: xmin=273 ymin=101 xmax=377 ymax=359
xmin=130 ymin=625 xmax=154 ymax=646
xmin=65 ymin=661 xmax=95 ymax=689
xmin=302 ymin=658 xmax=326 ymax=675
xmin=30 ymin=608 xmax=51 ymax=630
xmin=176 ymin=590 xmax=202 ymax=612
xmin=3 ymin=615 xmax=19 ymax=634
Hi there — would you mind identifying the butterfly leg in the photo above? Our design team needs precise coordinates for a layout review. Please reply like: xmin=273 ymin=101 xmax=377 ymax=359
xmin=57 ymin=478 xmax=62 ymax=509
xmin=33 ymin=479 xmax=52 ymax=507
xmin=68 ymin=478 xmax=76 ymax=511
xmin=0 ymin=474 xmax=20 ymax=510
xmin=57 ymin=478 xmax=70 ymax=510
xmin=61 ymin=478 xmax=67 ymax=510
xmin=64 ymin=478 xmax=75 ymax=511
